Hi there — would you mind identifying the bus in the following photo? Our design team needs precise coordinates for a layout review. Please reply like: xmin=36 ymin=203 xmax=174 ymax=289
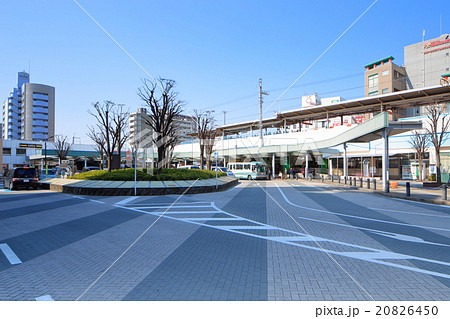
xmin=227 ymin=162 xmax=268 ymax=180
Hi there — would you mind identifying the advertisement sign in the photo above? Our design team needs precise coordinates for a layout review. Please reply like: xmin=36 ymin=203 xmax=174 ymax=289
xmin=302 ymin=94 xmax=319 ymax=108
xmin=402 ymin=165 xmax=412 ymax=180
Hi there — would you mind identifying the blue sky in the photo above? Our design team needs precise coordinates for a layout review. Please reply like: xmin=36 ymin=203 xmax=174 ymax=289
xmin=1 ymin=0 xmax=448 ymax=143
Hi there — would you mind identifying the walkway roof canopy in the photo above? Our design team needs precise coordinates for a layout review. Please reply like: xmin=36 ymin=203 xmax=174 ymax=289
xmin=219 ymin=85 xmax=450 ymax=135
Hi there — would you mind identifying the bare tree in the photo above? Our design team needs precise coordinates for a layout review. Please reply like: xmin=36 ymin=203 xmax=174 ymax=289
xmin=138 ymin=78 xmax=183 ymax=174
xmin=53 ymin=135 xmax=72 ymax=162
xmin=409 ymin=130 xmax=429 ymax=181
xmin=87 ymin=101 xmax=128 ymax=172
xmin=112 ymin=104 xmax=129 ymax=166
xmin=194 ymin=110 xmax=217 ymax=169
xmin=425 ymin=104 xmax=450 ymax=183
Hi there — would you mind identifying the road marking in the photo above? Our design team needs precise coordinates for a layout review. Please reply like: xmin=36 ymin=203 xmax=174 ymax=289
xmin=89 ymin=199 xmax=105 ymax=204
xmin=391 ymin=197 xmax=450 ymax=208
xmin=0 ymin=243 xmax=22 ymax=265
xmin=368 ymin=206 xmax=450 ymax=218
xmin=35 ymin=295 xmax=54 ymax=301
xmin=294 ymin=213 xmax=450 ymax=247
xmin=71 ymin=195 xmax=85 ymax=199
xmin=116 ymin=201 xmax=450 ymax=279
xmin=115 ymin=196 xmax=139 ymax=206
xmin=276 ymin=183 xmax=450 ymax=232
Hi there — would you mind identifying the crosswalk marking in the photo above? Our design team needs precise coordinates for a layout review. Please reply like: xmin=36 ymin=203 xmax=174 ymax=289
xmin=116 ymin=201 xmax=450 ymax=280
xmin=0 ymin=243 xmax=22 ymax=265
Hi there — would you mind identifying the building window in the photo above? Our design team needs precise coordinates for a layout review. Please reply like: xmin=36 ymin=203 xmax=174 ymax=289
xmin=368 ymin=74 xmax=378 ymax=88
xmin=369 ymin=91 xmax=379 ymax=96
xmin=382 ymin=70 xmax=389 ymax=76
xmin=16 ymin=148 xmax=26 ymax=155
xmin=3 ymin=148 xmax=11 ymax=155
xmin=382 ymin=88 xmax=389 ymax=94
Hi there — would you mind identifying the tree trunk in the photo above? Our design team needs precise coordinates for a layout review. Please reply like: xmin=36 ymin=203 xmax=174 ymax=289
xmin=107 ymin=154 xmax=112 ymax=172
xmin=418 ymin=157 xmax=423 ymax=182
xmin=436 ymin=148 xmax=441 ymax=184
xmin=157 ymin=145 xmax=165 ymax=174
xmin=199 ymin=145 xmax=205 ymax=169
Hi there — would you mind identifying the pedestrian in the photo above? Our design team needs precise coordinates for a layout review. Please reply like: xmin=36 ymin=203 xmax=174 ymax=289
xmin=267 ymin=169 xmax=272 ymax=180
xmin=278 ymin=171 xmax=283 ymax=179
xmin=289 ymin=168 xmax=294 ymax=179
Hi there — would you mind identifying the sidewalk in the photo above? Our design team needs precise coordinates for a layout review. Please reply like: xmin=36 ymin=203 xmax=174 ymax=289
xmin=306 ymin=177 xmax=450 ymax=206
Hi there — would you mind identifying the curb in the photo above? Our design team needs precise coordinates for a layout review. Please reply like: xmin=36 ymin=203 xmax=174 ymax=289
xmin=39 ymin=178 xmax=239 ymax=196
xmin=303 ymin=179 xmax=450 ymax=206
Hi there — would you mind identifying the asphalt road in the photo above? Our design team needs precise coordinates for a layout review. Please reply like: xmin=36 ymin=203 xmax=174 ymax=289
xmin=0 ymin=180 xmax=449 ymax=301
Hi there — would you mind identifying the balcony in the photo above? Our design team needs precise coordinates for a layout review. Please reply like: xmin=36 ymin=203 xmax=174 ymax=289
xmin=33 ymin=100 xmax=49 ymax=107
xmin=33 ymin=107 xmax=48 ymax=114
xmin=32 ymin=93 xmax=49 ymax=101
xmin=33 ymin=113 xmax=48 ymax=120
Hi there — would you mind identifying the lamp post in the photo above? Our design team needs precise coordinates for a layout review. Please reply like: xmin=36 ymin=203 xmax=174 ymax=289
xmin=44 ymin=135 xmax=55 ymax=175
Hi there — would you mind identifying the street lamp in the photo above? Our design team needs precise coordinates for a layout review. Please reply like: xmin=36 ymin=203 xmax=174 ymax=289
xmin=44 ymin=135 xmax=55 ymax=175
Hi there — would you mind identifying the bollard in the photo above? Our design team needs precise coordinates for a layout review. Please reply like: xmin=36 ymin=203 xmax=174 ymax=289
xmin=344 ymin=176 xmax=347 ymax=184
xmin=359 ymin=177 xmax=363 ymax=188
xmin=338 ymin=176 xmax=341 ymax=183
xmin=442 ymin=184 xmax=447 ymax=201
xmin=331 ymin=175 xmax=334 ymax=182
xmin=353 ymin=177 xmax=356 ymax=186
xmin=366 ymin=179 xmax=370 ymax=189
xmin=372 ymin=179 xmax=377 ymax=190
xmin=385 ymin=181 xmax=390 ymax=193
xmin=321 ymin=175 xmax=324 ymax=183
xmin=406 ymin=182 xmax=411 ymax=196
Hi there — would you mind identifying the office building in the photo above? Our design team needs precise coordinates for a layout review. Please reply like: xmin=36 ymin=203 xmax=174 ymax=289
xmin=2 ymin=72 xmax=55 ymax=141
xmin=364 ymin=56 xmax=407 ymax=97
xmin=404 ymin=34 xmax=450 ymax=115
xmin=129 ymin=108 xmax=196 ymax=147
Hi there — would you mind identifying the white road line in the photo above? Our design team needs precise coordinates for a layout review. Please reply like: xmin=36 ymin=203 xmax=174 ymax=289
xmin=179 ymin=218 xmax=245 ymax=221
xmin=145 ymin=211 xmax=220 ymax=215
xmin=115 ymin=196 xmax=139 ymax=206
xmin=71 ymin=195 xmax=84 ymax=199
xmin=117 ymin=201 xmax=450 ymax=279
xmin=0 ymin=243 xmax=22 ymax=265
xmin=35 ymin=295 xmax=54 ymax=301
xmin=129 ymin=205 xmax=212 ymax=209
xmin=368 ymin=206 xmax=450 ymax=218
xmin=89 ymin=199 xmax=105 ymax=204
xmin=294 ymin=214 xmax=450 ymax=247
xmin=391 ymin=197 xmax=450 ymax=208
xmin=276 ymin=183 xmax=450 ymax=232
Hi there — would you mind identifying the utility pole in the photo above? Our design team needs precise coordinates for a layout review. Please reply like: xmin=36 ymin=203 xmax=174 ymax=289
xmin=259 ymin=78 xmax=268 ymax=147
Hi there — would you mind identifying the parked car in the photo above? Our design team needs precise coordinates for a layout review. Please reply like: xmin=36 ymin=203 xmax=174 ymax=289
xmin=40 ymin=168 xmax=57 ymax=179
xmin=212 ymin=166 xmax=235 ymax=177
xmin=4 ymin=167 xmax=39 ymax=190
xmin=81 ymin=166 xmax=101 ymax=172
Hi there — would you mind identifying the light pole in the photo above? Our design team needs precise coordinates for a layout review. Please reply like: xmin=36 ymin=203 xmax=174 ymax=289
xmin=44 ymin=135 xmax=55 ymax=175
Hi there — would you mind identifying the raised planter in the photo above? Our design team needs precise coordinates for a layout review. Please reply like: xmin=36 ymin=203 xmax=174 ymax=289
xmin=39 ymin=177 xmax=238 ymax=196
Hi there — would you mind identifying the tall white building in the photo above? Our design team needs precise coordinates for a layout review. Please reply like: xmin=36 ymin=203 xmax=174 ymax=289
xmin=129 ymin=108 xmax=196 ymax=147
xmin=2 ymin=72 xmax=55 ymax=141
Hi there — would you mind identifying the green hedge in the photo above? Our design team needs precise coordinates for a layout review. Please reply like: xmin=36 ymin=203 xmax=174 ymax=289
xmin=70 ymin=168 xmax=227 ymax=181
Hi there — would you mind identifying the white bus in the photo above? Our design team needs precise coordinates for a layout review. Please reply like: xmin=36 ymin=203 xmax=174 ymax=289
xmin=227 ymin=162 xmax=268 ymax=180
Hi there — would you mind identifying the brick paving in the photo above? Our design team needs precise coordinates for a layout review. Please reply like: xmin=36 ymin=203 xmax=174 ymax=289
xmin=0 ymin=181 xmax=449 ymax=300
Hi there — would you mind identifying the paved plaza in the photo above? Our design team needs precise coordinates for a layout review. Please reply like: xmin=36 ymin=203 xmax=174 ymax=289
xmin=0 ymin=180 xmax=449 ymax=301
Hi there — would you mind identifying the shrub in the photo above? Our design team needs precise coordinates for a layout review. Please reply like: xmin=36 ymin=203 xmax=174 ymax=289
xmin=70 ymin=168 xmax=226 ymax=181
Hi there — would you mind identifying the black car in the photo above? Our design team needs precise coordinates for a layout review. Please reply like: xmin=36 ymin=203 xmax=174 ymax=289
xmin=4 ymin=167 xmax=39 ymax=190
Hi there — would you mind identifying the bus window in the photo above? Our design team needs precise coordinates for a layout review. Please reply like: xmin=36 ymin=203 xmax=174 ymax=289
xmin=236 ymin=164 xmax=243 ymax=170
xmin=257 ymin=165 xmax=266 ymax=172
xmin=243 ymin=164 xmax=251 ymax=170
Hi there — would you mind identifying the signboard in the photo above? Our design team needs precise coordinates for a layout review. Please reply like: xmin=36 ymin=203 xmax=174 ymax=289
xmin=301 ymin=94 xmax=319 ymax=108
xmin=19 ymin=143 xmax=42 ymax=149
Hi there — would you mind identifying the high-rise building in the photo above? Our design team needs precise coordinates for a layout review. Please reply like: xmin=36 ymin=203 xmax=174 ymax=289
xmin=2 ymin=72 xmax=55 ymax=141
xmin=404 ymin=34 xmax=450 ymax=116
xmin=129 ymin=108 xmax=196 ymax=147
